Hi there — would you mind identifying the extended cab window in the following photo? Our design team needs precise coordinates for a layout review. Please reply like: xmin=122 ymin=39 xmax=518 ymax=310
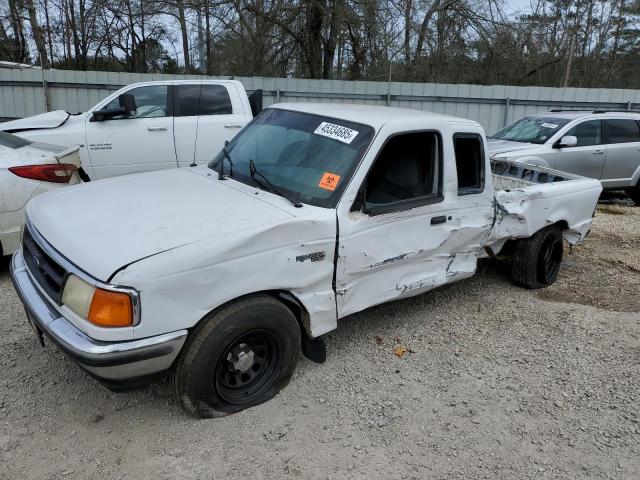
xmin=564 ymin=120 xmax=602 ymax=146
xmin=364 ymin=132 xmax=441 ymax=212
xmin=101 ymin=85 xmax=168 ymax=119
xmin=453 ymin=133 xmax=484 ymax=194
xmin=606 ymin=119 xmax=640 ymax=144
xmin=175 ymin=84 xmax=233 ymax=116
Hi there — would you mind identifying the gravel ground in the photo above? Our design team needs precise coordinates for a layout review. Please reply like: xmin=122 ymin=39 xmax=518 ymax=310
xmin=0 ymin=204 xmax=639 ymax=480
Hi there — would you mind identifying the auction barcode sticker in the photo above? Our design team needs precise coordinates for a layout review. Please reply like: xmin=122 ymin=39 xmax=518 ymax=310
xmin=314 ymin=122 xmax=359 ymax=144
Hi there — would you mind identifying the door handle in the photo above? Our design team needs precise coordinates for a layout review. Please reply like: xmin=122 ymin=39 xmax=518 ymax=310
xmin=430 ymin=215 xmax=447 ymax=225
xmin=224 ymin=123 xmax=243 ymax=128
xmin=592 ymin=149 xmax=604 ymax=155
xmin=147 ymin=126 xmax=167 ymax=132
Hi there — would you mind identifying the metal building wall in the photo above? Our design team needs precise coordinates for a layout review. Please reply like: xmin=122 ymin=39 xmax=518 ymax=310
xmin=2 ymin=68 xmax=640 ymax=133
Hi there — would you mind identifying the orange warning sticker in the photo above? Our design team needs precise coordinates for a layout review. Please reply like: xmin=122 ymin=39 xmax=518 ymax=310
xmin=318 ymin=172 xmax=341 ymax=191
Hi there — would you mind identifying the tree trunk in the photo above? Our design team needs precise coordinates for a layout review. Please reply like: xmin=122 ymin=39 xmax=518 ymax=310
xmin=24 ymin=0 xmax=50 ymax=67
xmin=177 ymin=0 xmax=190 ymax=71
xmin=305 ymin=0 xmax=324 ymax=78
xmin=322 ymin=0 xmax=341 ymax=79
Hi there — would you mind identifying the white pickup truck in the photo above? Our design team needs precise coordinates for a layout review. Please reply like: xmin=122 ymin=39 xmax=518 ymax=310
xmin=10 ymin=104 xmax=601 ymax=418
xmin=0 ymin=80 xmax=257 ymax=179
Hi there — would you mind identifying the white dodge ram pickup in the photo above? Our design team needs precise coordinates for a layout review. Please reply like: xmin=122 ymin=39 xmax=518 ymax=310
xmin=1 ymin=80 xmax=257 ymax=180
xmin=10 ymin=104 xmax=601 ymax=418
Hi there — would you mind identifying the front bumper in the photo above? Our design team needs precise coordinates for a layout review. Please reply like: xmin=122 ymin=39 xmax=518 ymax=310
xmin=10 ymin=249 xmax=188 ymax=388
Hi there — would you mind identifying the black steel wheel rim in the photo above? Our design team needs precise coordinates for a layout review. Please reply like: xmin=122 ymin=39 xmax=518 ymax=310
xmin=538 ymin=236 xmax=562 ymax=283
xmin=215 ymin=329 xmax=280 ymax=405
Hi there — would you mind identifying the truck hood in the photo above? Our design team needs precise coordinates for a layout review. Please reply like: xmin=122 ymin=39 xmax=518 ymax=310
xmin=1 ymin=110 xmax=71 ymax=133
xmin=487 ymin=139 xmax=541 ymax=156
xmin=26 ymin=168 xmax=295 ymax=282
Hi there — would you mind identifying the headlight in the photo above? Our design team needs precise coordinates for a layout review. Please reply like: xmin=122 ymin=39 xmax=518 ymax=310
xmin=62 ymin=274 xmax=134 ymax=327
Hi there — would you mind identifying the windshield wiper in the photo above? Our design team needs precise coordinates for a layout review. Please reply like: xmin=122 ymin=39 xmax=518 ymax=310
xmin=218 ymin=141 xmax=234 ymax=180
xmin=249 ymin=159 xmax=302 ymax=208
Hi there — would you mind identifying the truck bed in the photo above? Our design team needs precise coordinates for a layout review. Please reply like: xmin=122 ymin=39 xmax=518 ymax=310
xmin=491 ymin=159 xmax=574 ymax=191
xmin=489 ymin=160 xmax=602 ymax=246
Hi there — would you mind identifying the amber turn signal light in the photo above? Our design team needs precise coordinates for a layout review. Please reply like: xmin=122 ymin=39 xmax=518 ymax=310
xmin=88 ymin=288 xmax=134 ymax=327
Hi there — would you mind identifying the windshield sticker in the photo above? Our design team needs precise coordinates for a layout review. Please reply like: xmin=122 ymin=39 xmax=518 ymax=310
xmin=314 ymin=122 xmax=359 ymax=144
xmin=541 ymin=122 xmax=559 ymax=129
xmin=318 ymin=172 xmax=341 ymax=191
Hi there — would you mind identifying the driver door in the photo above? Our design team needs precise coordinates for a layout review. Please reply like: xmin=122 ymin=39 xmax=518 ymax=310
xmin=336 ymin=131 xmax=491 ymax=318
xmin=84 ymin=84 xmax=177 ymax=179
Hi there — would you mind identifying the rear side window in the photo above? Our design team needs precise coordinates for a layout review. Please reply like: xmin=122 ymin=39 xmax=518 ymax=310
xmin=453 ymin=133 xmax=484 ymax=195
xmin=606 ymin=119 xmax=640 ymax=144
xmin=0 ymin=131 xmax=31 ymax=148
xmin=175 ymin=84 xmax=233 ymax=116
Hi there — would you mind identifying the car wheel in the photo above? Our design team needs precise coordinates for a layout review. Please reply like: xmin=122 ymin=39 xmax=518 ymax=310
xmin=625 ymin=186 xmax=640 ymax=205
xmin=511 ymin=225 xmax=564 ymax=289
xmin=172 ymin=295 xmax=300 ymax=418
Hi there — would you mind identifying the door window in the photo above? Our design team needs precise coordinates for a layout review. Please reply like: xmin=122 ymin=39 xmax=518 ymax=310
xmin=564 ymin=120 xmax=602 ymax=146
xmin=453 ymin=133 xmax=484 ymax=194
xmin=606 ymin=119 xmax=640 ymax=144
xmin=364 ymin=132 xmax=441 ymax=212
xmin=174 ymin=84 xmax=233 ymax=116
xmin=101 ymin=85 xmax=169 ymax=119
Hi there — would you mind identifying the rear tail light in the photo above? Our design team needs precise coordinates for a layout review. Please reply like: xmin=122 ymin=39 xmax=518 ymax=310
xmin=9 ymin=163 xmax=78 ymax=183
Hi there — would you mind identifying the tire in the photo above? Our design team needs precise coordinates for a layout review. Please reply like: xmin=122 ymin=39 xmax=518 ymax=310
xmin=511 ymin=225 xmax=564 ymax=289
xmin=172 ymin=295 xmax=300 ymax=418
xmin=626 ymin=187 xmax=640 ymax=205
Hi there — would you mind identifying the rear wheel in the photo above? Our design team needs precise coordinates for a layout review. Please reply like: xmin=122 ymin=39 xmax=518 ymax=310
xmin=625 ymin=186 xmax=640 ymax=205
xmin=172 ymin=295 xmax=300 ymax=418
xmin=511 ymin=225 xmax=564 ymax=289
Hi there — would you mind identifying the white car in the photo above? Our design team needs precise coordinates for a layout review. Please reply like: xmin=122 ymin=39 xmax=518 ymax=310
xmin=0 ymin=132 xmax=81 ymax=256
xmin=0 ymin=80 xmax=255 ymax=180
xmin=10 ymin=104 xmax=601 ymax=417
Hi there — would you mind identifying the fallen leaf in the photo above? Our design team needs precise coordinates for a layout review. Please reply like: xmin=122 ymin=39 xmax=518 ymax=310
xmin=393 ymin=345 xmax=408 ymax=358
xmin=374 ymin=335 xmax=384 ymax=345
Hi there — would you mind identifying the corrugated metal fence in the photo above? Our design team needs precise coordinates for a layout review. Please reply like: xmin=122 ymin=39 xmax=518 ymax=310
xmin=2 ymin=68 xmax=640 ymax=133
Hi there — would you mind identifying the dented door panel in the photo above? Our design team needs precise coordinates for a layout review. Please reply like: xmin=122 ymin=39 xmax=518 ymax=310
xmin=335 ymin=195 xmax=493 ymax=318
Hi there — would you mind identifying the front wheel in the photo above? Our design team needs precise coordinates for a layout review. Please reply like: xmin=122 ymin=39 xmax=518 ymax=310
xmin=511 ymin=225 xmax=564 ymax=289
xmin=172 ymin=296 xmax=300 ymax=418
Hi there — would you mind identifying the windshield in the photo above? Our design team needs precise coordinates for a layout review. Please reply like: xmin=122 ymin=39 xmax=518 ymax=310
xmin=0 ymin=131 xmax=32 ymax=149
xmin=489 ymin=117 xmax=570 ymax=144
xmin=208 ymin=109 xmax=374 ymax=208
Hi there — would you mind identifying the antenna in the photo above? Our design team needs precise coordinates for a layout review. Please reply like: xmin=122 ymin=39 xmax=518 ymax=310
xmin=190 ymin=78 xmax=204 ymax=167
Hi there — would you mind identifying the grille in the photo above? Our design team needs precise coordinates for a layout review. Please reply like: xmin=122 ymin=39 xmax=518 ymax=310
xmin=22 ymin=227 xmax=67 ymax=304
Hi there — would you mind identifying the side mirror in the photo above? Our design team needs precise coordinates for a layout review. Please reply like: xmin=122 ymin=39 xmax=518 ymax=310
xmin=90 ymin=93 xmax=136 ymax=122
xmin=554 ymin=135 xmax=578 ymax=148
xmin=118 ymin=93 xmax=136 ymax=116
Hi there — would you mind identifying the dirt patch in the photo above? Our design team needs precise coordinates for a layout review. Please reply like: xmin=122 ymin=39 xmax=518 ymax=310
xmin=536 ymin=205 xmax=640 ymax=312
xmin=1 ymin=204 xmax=639 ymax=479
xmin=597 ymin=205 xmax=629 ymax=216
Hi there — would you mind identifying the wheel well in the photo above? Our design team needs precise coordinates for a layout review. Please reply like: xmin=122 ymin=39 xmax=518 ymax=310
xmin=193 ymin=290 xmax=312 ymax=339
xmin=500 ymin=220 xmax=570 ymax=257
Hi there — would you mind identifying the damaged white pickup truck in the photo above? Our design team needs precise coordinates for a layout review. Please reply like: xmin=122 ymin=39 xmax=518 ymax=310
xmin=10 ymin=104 xmax=602 ymax=417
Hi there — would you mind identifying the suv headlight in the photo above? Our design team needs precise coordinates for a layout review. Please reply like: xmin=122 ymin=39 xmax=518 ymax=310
xmin=62 ymin=274 xmax=134 ymax=327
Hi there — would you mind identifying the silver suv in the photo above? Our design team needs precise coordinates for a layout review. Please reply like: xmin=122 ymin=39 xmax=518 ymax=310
xmin=488 ymin=111 xmax=640 ymax=204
